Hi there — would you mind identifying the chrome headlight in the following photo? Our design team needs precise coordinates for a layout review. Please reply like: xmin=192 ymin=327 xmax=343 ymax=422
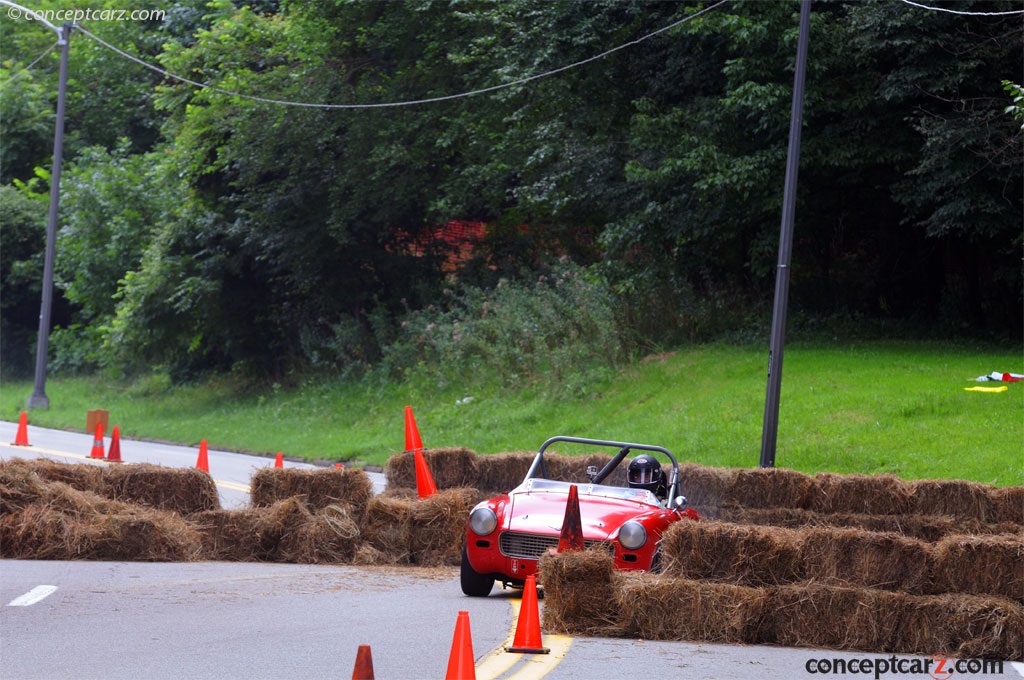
xmin=618 ymin=521 xmax=647 ymax=550
xmin=468 ymin=507 xmax=498 ymax=536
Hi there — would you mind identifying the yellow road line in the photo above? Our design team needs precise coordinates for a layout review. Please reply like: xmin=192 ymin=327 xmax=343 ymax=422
xmin=0 ymin=441 xmax=251 ymax=493
xmin=476 ymin=599 xmax=572 ymax=680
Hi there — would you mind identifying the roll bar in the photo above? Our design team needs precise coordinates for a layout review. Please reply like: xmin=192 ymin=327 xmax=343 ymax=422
xmin=525 ymin=436 xmax=681 ymax=503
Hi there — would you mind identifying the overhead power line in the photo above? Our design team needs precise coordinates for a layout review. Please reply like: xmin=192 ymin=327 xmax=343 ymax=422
xmin=73 ymin=0 xmax=730 ymax=110
xmin=0 ymin=41 xmax=59 ymax=87
xmin=897 ymin=0 xmax=1024 ymax=15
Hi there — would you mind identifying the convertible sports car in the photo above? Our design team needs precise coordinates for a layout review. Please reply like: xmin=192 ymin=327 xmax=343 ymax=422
xmin=461 ymin=436 xmax=700 ymax=597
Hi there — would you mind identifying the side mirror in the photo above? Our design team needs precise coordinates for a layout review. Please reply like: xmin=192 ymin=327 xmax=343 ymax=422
xmin=669 ymin=495 xmax=688 ymax=510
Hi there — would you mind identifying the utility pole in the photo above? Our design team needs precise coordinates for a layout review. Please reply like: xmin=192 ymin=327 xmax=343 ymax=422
xmin=759 ymin=0 xmax=812 ymax=467
xmin=20 ymin=15 xmax=73 ymax=409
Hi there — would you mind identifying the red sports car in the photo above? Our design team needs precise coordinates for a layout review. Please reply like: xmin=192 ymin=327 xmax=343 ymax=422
xmin=461 ymin=436 xmax=700 ymax=597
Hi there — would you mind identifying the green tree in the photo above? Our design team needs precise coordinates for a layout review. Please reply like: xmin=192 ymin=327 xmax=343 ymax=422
xmin=0 ymin=186 xmax=48 ymax=376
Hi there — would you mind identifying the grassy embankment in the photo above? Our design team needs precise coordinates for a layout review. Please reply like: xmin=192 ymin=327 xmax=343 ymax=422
xmin=1 ymin=341 xmax=1021 ymax=486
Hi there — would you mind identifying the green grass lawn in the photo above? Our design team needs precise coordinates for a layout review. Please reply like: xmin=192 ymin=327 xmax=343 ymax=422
xmin=2 ymin=341 xmax=1021 ymax=485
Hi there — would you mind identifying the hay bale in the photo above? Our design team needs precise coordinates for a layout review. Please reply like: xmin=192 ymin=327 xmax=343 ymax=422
xmin=359 ymin=496 xmax=416 ymax=564
xmin=810 ymin=473 xmax=912 ymax=515
xmin=408 ymin=488 xmax=477 ymax=566
xmin=251 ymin=467 xmax=373 ymax=519
xmin=799 ymin=527 xmax=933 ymax=594
xmin=615 ymin=575 xmax=772 ymax=644
xmin=660 ymin=520 xmax=803 ymax=587
xmin=0 ymin=461 xmax=54 ymax=514
xmin=189 ymin=509 xmax=263 ymax=561
xmin=294 ymin=504 xmax=362 ymax=563
xmin=909 ymin=478 xmax=996 ymax=523
xmin=234 ymin=497 xmax=358 ymax=564
xmin=728 ymin=467 xmax=814 ymax=509
xmin=992 ymin=486 xmax=1024 ymax=525
xmin=539 ymin=549 xmax=619 ymax=635
xmin=717 ymin=506 xmax=1013 ymax=542
xmin=82 ymin=507 xmax=202 ymax=561
xmin=893 ymin=593 xmax=1024 ymax=659
xmin=0 ymin=457 xmax=105 ymax=496
xmin=102 ymin=464 xmax=220 ymax=514
xmin=0 ymin=504 xmax=90 ymax=559
xmin=932 ymin=534 xmax=1024 ymax=600
xmin=677 ymin=463 xmax=735 ymax=510
xmin=769 ymin=584 xmax=907 ymax=651
xmin=475 ymin=452 xmax=535 ymax=493
xmin=383 ymin=448 xmax=480 ymax=491
xmin=545 ymin=453 xmax=622 ymax=485
xmin=1 ymin=499 xmax=201 ymax=561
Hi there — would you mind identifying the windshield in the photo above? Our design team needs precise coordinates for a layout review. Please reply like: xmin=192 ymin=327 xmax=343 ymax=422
xmin=515 ymin=478 xmax=660 ymax=506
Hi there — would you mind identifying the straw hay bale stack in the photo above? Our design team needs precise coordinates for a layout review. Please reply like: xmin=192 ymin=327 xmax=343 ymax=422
xmin=1 ymin=491 xmax=201 ymax=562
xmin=717 ymin=506 xmax=1018 ymax=542
xmin=1 ymin=502 xmax=90 ymax=559
xmin=615 ymin=575 xmax=772 ymax=643
xmin=102 ymin=463 xmax=220 ymax=514
xmin=475 ymin=452 xmax=534 ymax=493
xmin=0 ymin=460 xmax=53 ymax=514
xmin=383 ymin=448 xmax=479 ymax=491
xmin=768 ymin=584 xmax=905 ymax=651
xmin=358 ymin=495 xmax=416 ymax=564
xmin=0 ymin=457 xmax=105 ymax=496
xmin=677 ymin=463 xmax=735 ymax=510
xmin=893 ymin=593 xmax=1024 ymax=659
xmin=80 ymin=507 xmax=202 ymax=561
xmin=408 ymin=488 xmax=478 ymax=566
xmin=660 ymin=520 xmax=803 ymax=586
xmin=799 ymin=527 xmax=933 ymax=594
xmin=992 ymin=486 xmax=1024 ymax=525
xmin=729 ymin=467 xmax=814 ymax=509
xmin=931 ymin=534 xmax=1024 ymax=601
xmin=538 ymin=549 xmax=619 ymax=635
xmin=251 ymin=467 xmax=373 ymax=520
xmin=810 ymin=472 xmax=912 ymax=515
xmin=909 ymin=478 xmax=996 ymax=523
xmin=250 ymin=496 xmax=361 ymax=563
xmin=189 ymin=509 xmax=264 ymax=561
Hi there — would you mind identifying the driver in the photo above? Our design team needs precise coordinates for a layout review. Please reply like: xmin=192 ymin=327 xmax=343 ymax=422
xmin=627 ymin=454 xmax=667 ymax=500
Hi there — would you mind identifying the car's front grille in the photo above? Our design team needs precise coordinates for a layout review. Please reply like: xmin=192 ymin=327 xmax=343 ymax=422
xmin=499 ymin=531 xmax=609 ymax=560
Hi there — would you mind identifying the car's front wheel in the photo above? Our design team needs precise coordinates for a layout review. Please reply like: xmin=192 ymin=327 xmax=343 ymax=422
xmin=461 ymin=544 xmax=494 ymax=597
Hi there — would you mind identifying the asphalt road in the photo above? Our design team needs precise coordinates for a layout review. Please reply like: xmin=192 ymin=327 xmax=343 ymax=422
xmin=2 ymin=420 xmax=1022 ymax=679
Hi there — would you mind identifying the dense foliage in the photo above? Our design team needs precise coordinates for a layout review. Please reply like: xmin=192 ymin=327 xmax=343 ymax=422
xmin=2 ymin=0 xmax=1020 ymax=382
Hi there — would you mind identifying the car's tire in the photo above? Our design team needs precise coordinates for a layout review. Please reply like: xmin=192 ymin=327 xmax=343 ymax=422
xmin=461 ymin=544 xmax=494 ymax=597
xmin=649 ymin=547 xmax=664 ymax=574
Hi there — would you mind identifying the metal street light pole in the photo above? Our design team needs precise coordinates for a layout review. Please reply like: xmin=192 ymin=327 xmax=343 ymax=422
xmin=26 ymin=21 xmax=73 ymax=410
xmin=759 ymin=0 xmax=812 ymax=467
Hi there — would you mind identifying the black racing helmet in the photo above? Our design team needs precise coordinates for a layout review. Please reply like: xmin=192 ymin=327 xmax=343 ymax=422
xmin=627 ymin=454 xmax=667 ymax=498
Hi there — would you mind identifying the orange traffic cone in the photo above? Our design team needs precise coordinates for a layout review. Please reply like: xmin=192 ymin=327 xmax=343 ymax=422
xmin=557 ymin=484 xmax=584 ymax=552
xmin=404 ymin=405 xmax=423 ymax=452
xmin=106 ymin=425 xmax=123 ymax=463
xmin=506 ymin=574 xmax=549 ymax=654
xmin=196 ymin=439 xmax=209 ymax=473
xmin=405 ymin=406 xmax=437 ymax=498
xmin=12 ymin=411 xmax=29 ymax=446
xmin=414 ymin=449 xmax=438 ymax=498
xmin=274 ymin=452 xmax=283 ymax=468
xmin=89 ymin=422 xmax=105 ymax=459
xmin=351 ymin=644 xmax=374 ymax=680
xmin=445 ymin=611 xmax=476 ymax=680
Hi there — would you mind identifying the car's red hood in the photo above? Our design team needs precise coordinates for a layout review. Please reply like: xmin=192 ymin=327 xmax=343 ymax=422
xmin=507 ymin=489 xmax=659 ymax=541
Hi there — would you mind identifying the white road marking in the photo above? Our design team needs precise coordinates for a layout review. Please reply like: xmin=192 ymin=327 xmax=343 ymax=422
xmin=8 ymin=585 xmax=58 ymax=607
